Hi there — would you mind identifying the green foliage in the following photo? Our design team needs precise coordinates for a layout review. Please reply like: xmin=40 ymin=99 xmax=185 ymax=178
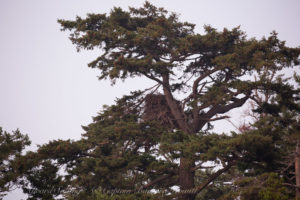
xmin=87 ymin=188 xmax=160 ymax=200
xmin=0 ymin=127 xmax=30 ymax=198
xmin=221 ymin=173 xmax=291 ymax=200
xmin=22 ymin=161 xmax=66 ymax=200
xmin=2 ymin=1 xmax=299 ymax=200
xmin=194 ymin=168 xmax=233 ymax=200
xmin=58 ymin=1 xmax=299 ymax=89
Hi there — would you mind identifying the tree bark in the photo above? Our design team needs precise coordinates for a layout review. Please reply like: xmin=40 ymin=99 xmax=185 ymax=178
xmin=161 ymin=75 xmax=196 ymax=199
xmin=179 ymin=157 xmax=196 ymax=200
xmin=161 ymin=74 xmax=188 ymax=132
xmin=194 ymin=161 xmax=235 ymax=194
xmin=296 ymin=141 xmax=300 ymax=200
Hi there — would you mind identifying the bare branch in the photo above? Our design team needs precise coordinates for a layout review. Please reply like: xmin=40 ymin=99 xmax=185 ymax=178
xmin=207 ymin=95 xmax=249 ymax=116
xmin=282 ymin=183 xmax=300 ymax=189
xmin=193 ymin=160 xmax=236 ymax=194
xmin=198 ymin=81 xmax=208 ymax=94
xmin=138 ymin=172 xmax=176 ymax=190
xmin=205 ymin=115 xmax=230 ymax=122
xmin=131 ymin=84 xmax=161 ymax=110
xmin=191 ymin=164 xmax=215 ymax=172
xmin=192 ymin=66 xmax=224 ymax=96
xmin=196 ymin=95 xmax=249 ymax=131
xmin=141 ymin=72 xmax=165 ymax=86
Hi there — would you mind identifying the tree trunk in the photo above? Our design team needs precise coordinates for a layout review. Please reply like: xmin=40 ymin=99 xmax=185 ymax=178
xmin=179 ymin=157 xmax=196 ymax=200
xmin=161 ymin=75 xmax=196 ymax=199
xmin=296 ymin=141 xmax=300 ymax=200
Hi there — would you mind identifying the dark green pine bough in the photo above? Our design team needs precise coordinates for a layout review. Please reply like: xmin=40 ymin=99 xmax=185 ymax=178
xmin=5 ymin=2 xmax=300 ymax=200
xmin=0 ymin=128 xmax=30 ymax=199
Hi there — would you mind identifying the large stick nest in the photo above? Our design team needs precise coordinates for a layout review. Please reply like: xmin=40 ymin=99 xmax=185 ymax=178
xmin=143 ymin=94 xmax=179 ymax=128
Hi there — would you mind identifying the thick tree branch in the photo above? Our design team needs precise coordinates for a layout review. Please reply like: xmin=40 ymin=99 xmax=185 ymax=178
xmin=210 ymin=95 xmax=249 ymax=115
xmin=200 ymin=115 xmax=230 ymax=122
xmin=197 ymin=95 xmax=249 ymax=131
xmin=193 ymin=160 xmax=236 ymax=194
xmin=162 ymin=74 xmax=190 ymax=133
xmin=282 ymin=183 xmax=300 ymax=189
xmin=192 ymin=66 xmax=224 ymax=96
xmin=190 ymin=66 xmax=225 ymax=132
xmin=138 ymin=172 xmax=176 ymax=190
xmin=141 ymin=72 xmax=164 ymax=86
xmin=191 ymin=164 xmax=215 ymax=172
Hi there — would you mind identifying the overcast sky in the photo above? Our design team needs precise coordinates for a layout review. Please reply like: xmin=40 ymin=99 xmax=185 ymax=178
xmin=1 ymin=0 xmax=300 ymax=199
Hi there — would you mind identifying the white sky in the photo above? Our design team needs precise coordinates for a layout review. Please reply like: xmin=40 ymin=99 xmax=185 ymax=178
xmin=1 ymin=0 xmax=300 ymax=199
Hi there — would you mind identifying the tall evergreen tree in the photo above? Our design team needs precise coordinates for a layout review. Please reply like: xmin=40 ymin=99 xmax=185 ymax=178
xmin=54 ymin=2 xmax=300 ymax=199
xmin=5 ymin=2 xmax=299 ymax=200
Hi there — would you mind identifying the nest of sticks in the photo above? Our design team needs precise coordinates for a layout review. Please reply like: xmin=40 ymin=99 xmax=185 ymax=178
xmin=143 ymin=94 xmax=179 ymax=128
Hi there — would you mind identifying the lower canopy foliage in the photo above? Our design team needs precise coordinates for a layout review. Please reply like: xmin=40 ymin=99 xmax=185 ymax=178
xmin=4 ymin=80 xmax=299 ymax=199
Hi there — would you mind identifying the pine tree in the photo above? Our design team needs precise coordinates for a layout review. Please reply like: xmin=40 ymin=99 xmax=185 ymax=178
xmin=31 ymin=2 xmax=300 ymax=199
xmin=10 ymin=2 xmax=300 ymax=200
